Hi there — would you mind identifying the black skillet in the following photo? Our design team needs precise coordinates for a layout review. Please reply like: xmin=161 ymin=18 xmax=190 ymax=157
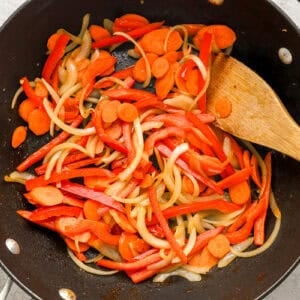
xmin=0 ymin=0 xmax=299 ymax=299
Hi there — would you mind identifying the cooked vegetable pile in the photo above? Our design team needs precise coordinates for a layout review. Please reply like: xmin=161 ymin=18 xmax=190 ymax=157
xmin=5 ymin=13 xmax=281 ymax=283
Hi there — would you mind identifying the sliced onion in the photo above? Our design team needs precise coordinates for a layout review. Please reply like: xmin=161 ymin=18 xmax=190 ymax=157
xmin=118 ymin=118 xmax=144 ymax=181
xmin=164 ymin=25 xmax=189 ymax=55
xmin=59 ymin=59 xmax=79 ymax=95
xmin=75 ymin=30 xmax=92 ymax=62
xmin=67 ymin=247 xmax=118 ymax=275
xmin=11 ymin=86 xmax=24 ymax=109
xmin=43 ymin=98 xmax=96 ymax=136
xmin=4 ymin=171 xmax=35 ymax=184
xmin=136 ymin=206 xmax=170 ymax=249
xmin=164 ymin=94 xmax=194 ymax=111
xmin=153 ymin=267 xmax=202 ymax=282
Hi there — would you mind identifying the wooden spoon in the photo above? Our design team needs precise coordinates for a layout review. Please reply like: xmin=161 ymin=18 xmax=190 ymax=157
xmin=207 ymin=53 xmax=300 ymax=161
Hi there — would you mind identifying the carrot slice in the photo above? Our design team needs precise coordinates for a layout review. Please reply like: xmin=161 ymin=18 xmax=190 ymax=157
xmin=113 ymin=14 xmax=149 ymax=32
xmin=139 ymin=28 xmax=183 ymax=55
xmin=188 ymin=246 xmax=218 ymax=270
xmin=207 ymin=234 xmax=230 ymax=258
xmin=28 ymin=186 xmax=64 ymax=206
xmin=117 ymin=103 xmax=139 ymax=123
xmin=89 ymin=25 xmax=111 ymax=41
xmin=185 ymin=68 xmax=201 ymax=96
xmin=18 ymin=99 xmax=36 ymax=122
xmin=101 ymin=100 xmax=121 ymax=123
xmin=27 ymin=108 xmax=51 ymax=136
xmin=47 ymin=32 xmax=61 ymax=52
xmin=194 ymin=25 xmax=236 ymax=50
xmin=132 ymin=53 xmax=158 ymax=83
xmin=83 ymin=199 xmax=103 ymax=221
xmin=214 ymin=97 xmax=232 ymax=118
xmin=155 ymin=62 xmax=177 ymax=99
xmin=11 ymin=126 xmax=27 ymax=148
xmin=151 ymin=56 xmax=170 ymax=79
xmin=229 ymin=180 xmax=251 ymax=205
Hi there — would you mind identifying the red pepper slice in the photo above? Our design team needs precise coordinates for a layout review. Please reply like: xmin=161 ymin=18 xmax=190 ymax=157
xmin=60 ymin=181 xmax=125 ymax=213
xmin=42 ymin=33 xmax=70 ymax=82
xmin=29 ymin=205 xmax=82 ymax=221
xmin=21 ymin=77 xmax=42 ymax=107
xmin=92 ymin=21 xmax=164 ymax=48
xmin=25 ymin=168 xmax=115 ymax=191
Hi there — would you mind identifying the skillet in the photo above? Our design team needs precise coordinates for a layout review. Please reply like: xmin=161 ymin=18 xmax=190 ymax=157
xmin=0 ymin=0 xmax=299 ymax=299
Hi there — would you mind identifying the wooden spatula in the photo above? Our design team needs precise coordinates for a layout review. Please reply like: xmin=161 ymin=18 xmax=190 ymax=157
xmin=207 ymin=53 xmax=300 ymax=161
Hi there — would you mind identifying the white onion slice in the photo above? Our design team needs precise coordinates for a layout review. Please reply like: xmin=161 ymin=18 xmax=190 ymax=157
xmin=153 ymin=268 xmax=202 ymax=282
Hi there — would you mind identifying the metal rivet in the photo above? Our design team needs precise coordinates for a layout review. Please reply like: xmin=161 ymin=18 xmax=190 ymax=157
xmin=5 ymin=238 xmax=20 ymax=255
xmin=58 ymin=288 xmax=77 ymax=300
xmin=278 ymin=47 xmax=293 ymax=64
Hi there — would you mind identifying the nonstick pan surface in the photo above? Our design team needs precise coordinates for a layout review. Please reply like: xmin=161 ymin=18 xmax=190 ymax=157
xmin=0 ymin=0 xmax=299 ymax=299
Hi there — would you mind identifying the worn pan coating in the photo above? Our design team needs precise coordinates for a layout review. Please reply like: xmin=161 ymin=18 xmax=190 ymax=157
xmin=0 ymin=0 xmax=299 ymax=299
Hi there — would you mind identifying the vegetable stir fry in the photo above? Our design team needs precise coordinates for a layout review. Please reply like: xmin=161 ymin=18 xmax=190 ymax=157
xmin=5 ymin=13 xmax=281 ymax=283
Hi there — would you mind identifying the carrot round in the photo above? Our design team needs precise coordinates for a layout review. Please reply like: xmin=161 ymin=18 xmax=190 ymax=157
xmin=89 ymin=25 xmax=111 ymax=41
xmin=207 ymin=234 xmax=230 ymax=258
xmin=28 ymin=108 xmax=51 ymax=136
xmin=18 ymin=99 xmax=37 ymax=122
xmin=47 ymin=32 xmax=61 ymax=52
xmin=11 ymin=126 xmax=27 ymax=148
xmin=83 ymin=199 xmax=103 ymax=221
xmin=101 ymin=100 xmax=121 ymax=123
xmin=188 ymin=246 xmax=218 ymax=270
xmin=193 ymin=25 xmax=236 ymax=50
xmin=229 ymin=180 xmax=251 ymax=205
xmin=28 ymin=186 xmax=64 ymax=206
xmin=113 ymin=14 xmax=149 ymax=32
xmin=151 ymin=56 xmax=170 ymax=79
xmin=117 ymin=103 xmax=139 ymax=122
xmin=139 ymin=28 xmax=183 ymax=55
xmin=132 ymin=53 xmax=158 ymax=83
xmin=214 ymin=97 xmax=232 ymax=118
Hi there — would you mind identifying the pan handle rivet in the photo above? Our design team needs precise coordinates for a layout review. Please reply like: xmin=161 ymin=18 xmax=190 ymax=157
xmin=5 ymin=238 xmax=20 ymax=255
xmin=59 ymin=288 xmax=76 ymax=300
xmin=278 ymin=47 xmax=293 ymax=64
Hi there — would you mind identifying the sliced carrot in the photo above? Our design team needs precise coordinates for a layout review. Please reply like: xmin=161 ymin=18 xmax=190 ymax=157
xmin=83 ymin=175 xmax=113 ymax=191
xmin=132 ymin=53 xmax=158 ymax=83
xmin=188 ymin=246 xmax=218 ymax=270
xmin=229 ymin=180 xmax=251 ymax=205
xmin=117 ymin=103 xmax=139 ymax=123
xmin=207 ymin=234 xmax=230 ymax=258
xmin=185 ymin=68 xmax=201 ymax=96
xmin=89 ymin=25 xmax=111 ymax=41
xmin=18 ymin=98 xmax=36 ymax=122
xmin=101 ymin=100 xmax=121 ymax=123
xmin=155 ymin=62 xmax=177 ymax=99
xmin=47 ymin=32 xmax=61 ymax=52
xmin=182 ymin=174 xmax=195 ymax=195
xmin=214 ymin=97 xmax=232 ymax=118
xmin=113 ymin=14 xmax=149 ymax=32
xmin=83 ymin=199 xmax=103 ymax=221
xmin=11 ymin=125 xmax=27 ymax=148
xmin=139 ymin=174 xmax=154 ymax=189
xmin=27 ymin=108 xmax=51 ymax=136
xmin=28 ymin=186 xmax=64 ymax=206
xmin=151 ymin=56 xmax=170 ymax=79
xmin=34 ymin=80 xmax=48 ymax=98
xmin=138 ymin=28 xmax=183 ymax=55
xmin=162 ymin=51 xmax=182 ymax=63
xmin=182 ymin=23 xmax=205 ymax=36
xmin=193 ymin=24 xmax=236 ymax=51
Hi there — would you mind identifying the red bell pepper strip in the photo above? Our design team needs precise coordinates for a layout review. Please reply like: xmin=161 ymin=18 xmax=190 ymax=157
xmin=188 ymin=226 xmax=224 ymax=257
xmin=92 ymin=109 xmax=128 ymax=155
xmin=17 ymin=210 xmax=57 ymax=231
xmin=225 ymin=218 xmax=254 ymax=244
xmin=42 ymin=33 xmax=70 ymax=82
xmin=253 ymin=152 xmax=272 ymax=246
xmin=186 ymin=111 xmax=235 ymax=175
xmin=25 ymin=168 xmax=115 ymax=191
xmin=29 ymin=205 xmax=82 ymax=222
xmin=101 ymin=88 xmax=159 ymax=103
xmin=216 ymin=167 xmax=252 ymax=190
xmin=64 ymin=219 xmax=120 ymax=246
xmin=20 ymin=77 xmax=42 ymax=107
xmin=160 ymin=200 xmax=241 ymax=221
xmin=96 ymin=253 xmax=162 ymax=271
xmin=92 ymin=21 xmax=164 ymax=48
xmin=60 ymin=181 xmax=125 ymax=213
xmin=148 ymin=186 xmax=187 ymax=264
xmin=16 ymin=115 xmax=83 ymax=172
